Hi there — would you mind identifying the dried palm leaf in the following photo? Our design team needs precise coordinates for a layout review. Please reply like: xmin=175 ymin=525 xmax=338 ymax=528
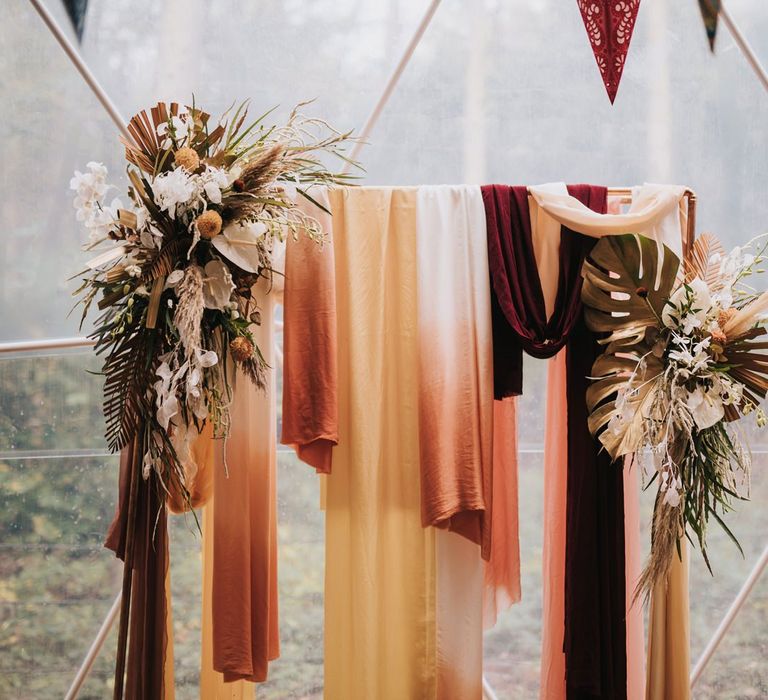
xmin=582 ymin=234 xmax=680 ymax=458
xmin=684 ymin=232 xmax=726 ymax=290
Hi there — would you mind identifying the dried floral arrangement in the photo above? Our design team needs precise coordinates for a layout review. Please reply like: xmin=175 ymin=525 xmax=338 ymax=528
xmin=71 ymin=100 xmax=357 ymax=507
xmin=582 ymin=233 xmax=768 ymax=597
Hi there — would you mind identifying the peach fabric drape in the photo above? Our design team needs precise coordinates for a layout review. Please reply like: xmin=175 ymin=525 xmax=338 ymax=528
xmin=323 ymin=187 xmax=438 ymax=699
xmin=483 ymin=398 xmax=521 ymax=628
xmin=281 ymin=188 xmax=338 ymax=474
xmin=540 ymin=350 xmax=568 ymax=700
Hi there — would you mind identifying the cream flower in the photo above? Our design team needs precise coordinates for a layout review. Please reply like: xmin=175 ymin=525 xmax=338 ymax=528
xmin=662 ymin=277 xmax=713 ymax=333
xmin=202 ymin=260 xmax=235 ymax=310
xmin=686 ymin=385 xmax=725 ymax=429
xmin=212 ymin=221 xmax=269 ymax=273
xmin=199 ymin=166 xmax=229 ymax=205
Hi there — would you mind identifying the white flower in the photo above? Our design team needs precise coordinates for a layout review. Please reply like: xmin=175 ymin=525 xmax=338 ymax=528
xmin=196 ymin=348 xmax=218 ymax=367
xmin=201 ymin=260 xmax=235 ymax=310
xmin=70 ymin=161 xmax=109 ymax=208
xmin=212 ymin=221 xmax=269 ymax=273
xmin=686 ymin=385 xmax=725 ymax=429
xmin=152 ymin=168 xmax=197 ymax=219
xmin=662 ymin=278 xmax=713 ymax=333
xmin=126 ymin=264 xmax=142 ymax=278
xmin=226 ymin=164 xmax=243 ymax=186
xmin=154 ymin=361 xmax=180 ymax=430
xmin=157 ymin=111 xmax=191 ymax=149
xmin=199 ymin=166 xmax=229 ymax=205
xmin=663 ymin=484 xmax=681 ymax=507
xmin=86 ymin=197 xmax=123 ymax=243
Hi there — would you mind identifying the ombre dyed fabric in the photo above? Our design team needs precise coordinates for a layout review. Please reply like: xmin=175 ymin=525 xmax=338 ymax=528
xmin=415 ymin=185 xmax=519 ymax=629
xmin=416 ymin=185 xmax=492 ymax=557
xmin=323 ymin=187 xmax=440 ymax=698
xmin=281 ymin=189 xmax=338 ymax=474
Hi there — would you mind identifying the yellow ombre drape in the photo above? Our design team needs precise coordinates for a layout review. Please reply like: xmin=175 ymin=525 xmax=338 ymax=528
xmin=324 ymin=187 xmax=438 ymax=699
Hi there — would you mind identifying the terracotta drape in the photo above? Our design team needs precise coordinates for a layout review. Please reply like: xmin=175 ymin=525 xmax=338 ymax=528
xmin=208 ymin=279 xmax=280 ymax=683
xmin=281 ymin=188 xmax=338 ymax=474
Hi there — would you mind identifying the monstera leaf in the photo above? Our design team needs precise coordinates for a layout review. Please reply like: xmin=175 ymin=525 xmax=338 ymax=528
xmin=581 ymin=234 xmax=680 ymax=458
xmin=582 ymin=234 xmax=680 ymax=342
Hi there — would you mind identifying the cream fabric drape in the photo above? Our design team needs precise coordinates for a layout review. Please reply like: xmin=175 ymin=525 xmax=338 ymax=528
xmin=532 ymin=183 xmax=689 ymax=700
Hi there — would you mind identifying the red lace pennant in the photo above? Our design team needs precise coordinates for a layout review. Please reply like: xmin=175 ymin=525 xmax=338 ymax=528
xmin=577 ymin=1 xmax=642 ymax=104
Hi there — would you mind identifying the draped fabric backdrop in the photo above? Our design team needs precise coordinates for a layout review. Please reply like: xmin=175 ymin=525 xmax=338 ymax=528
xmin=131 ymin=182 xmax=693 ymax=700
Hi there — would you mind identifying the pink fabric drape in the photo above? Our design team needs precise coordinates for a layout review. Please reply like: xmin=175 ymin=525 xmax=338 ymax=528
xmin=540 ymin=350 xmax=568 ymax=699
xmin=483 ymin=398 xmax=521 ymax=627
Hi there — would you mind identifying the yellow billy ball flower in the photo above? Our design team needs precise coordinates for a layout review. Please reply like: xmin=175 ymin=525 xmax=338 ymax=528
xmin=196 ymin=210 xmax=223 ymax=240
xmin=174 ymin=147 xmax=200 ymax=172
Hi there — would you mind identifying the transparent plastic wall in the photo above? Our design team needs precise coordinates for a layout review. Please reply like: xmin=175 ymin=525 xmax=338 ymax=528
xmin=1 ymin=0 xmax=766 ymax=697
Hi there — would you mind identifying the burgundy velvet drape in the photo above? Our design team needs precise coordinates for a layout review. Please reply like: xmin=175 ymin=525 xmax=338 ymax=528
xmin=483 ymin=186 xmax=591 ymax=399
xmin=483 ymin=184 xmax=626 ymax=699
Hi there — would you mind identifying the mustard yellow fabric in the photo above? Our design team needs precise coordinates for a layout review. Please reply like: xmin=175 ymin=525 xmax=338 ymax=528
xmin=646 ymin=542 xmax=690 ymax=700
xmin=324 ymin=187 xmax=438 ymax=699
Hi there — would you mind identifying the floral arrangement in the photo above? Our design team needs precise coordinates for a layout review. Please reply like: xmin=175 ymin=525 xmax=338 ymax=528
xmin=71 ymin=101 xmax=357 ymax=505
xmin=582 ymin=233 xmax=768 ymax=596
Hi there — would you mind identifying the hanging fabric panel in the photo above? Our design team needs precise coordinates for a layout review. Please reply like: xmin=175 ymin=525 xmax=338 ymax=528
xmin=322 ymin=186 xmax=438 ymax=699
xmin=416 ymin=185 xmax=493 ymax=557
xmin=281 ymin=189 xmax=338 ymax=474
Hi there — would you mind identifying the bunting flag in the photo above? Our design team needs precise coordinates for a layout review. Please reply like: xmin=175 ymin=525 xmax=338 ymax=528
xmin=698 ymin=0 xmax=721 ymax=52
xmin=62 ymin=0 xmax=88 ymax=41
xmin=577 ymin=0 xmax=642 ymax=104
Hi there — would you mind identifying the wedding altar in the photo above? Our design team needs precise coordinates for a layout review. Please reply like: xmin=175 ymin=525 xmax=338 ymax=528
xmin=2 ymin=2 xmax=768 ymax=700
